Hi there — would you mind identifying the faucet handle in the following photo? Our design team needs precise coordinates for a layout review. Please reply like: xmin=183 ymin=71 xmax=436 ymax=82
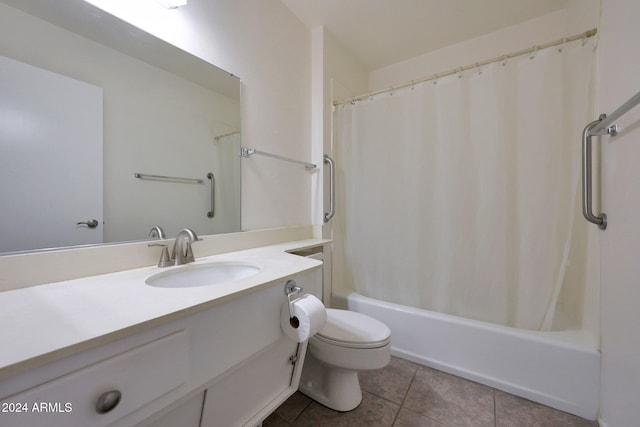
xmin=148 ymin=243 xmax=172 ymax=268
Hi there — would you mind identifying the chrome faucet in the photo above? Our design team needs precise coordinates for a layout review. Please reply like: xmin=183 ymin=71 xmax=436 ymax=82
xmin=171 ymin=228 xmax=201 ymax=265
xmin=148 ymin=226 xmax=166 ymax=239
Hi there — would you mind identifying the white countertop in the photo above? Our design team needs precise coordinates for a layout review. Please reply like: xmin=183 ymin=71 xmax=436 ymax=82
xmin=0 ymin=239 xmax=326 ymax=380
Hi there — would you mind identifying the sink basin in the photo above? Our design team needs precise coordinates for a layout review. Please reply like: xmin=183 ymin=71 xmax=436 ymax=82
xmin=146 ymin=262 xmax=261 ymax=288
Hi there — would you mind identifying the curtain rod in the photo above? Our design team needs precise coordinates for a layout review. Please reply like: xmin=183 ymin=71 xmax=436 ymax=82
xmin=214 ymin=131 xmax=240 ymax=141
xmin=334 ymin=28 xmax=597 ymax=106
xmin=588 ymin=89 xmax=640 ymax=136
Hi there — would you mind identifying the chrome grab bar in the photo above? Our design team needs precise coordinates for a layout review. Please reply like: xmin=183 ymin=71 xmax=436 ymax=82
xmin=582 ymin=117 xmax=607 ymax=230
xmin=241 ymin=147 xmax=317 ymax=170
xmin=324 ymin=155 xmax=335 ymax=223
xmin=134 ymin=173 xmax=203 ymax=184
xmin=207 ymin=172 xmax=214 ymax=218
xmin=581 ymin=89 xmax=640 ymax=230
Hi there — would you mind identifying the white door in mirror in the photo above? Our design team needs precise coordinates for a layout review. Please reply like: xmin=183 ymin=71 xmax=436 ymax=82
xmin=0 ymin=56 xmax=103 ymax=252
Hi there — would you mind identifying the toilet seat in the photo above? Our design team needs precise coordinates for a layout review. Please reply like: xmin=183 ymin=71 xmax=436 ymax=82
xmin=314 ymin=309 xmax=391 ymax=349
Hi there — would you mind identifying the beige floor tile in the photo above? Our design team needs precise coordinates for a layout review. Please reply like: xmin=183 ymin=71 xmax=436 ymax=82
xmin=495 ymin=390 xmax=598 ymax=427
xmin=393 ymin=408 xmax=448 ymax=427
xmin=346 ymin=390 xmax=400 ymax=426
xmin=262 ymin=412 xmax=291 ymax=427
xmin=291 ymin=391 xmax=399 ymax=427
xmin=360 ymin=356 xmax=420 ymax=404
xmin=290 ymin=401 xmax=350 ymax=427
xmin=274 ymin=391 xmax=312 ymax=423
xmin=270 ymin=357 xmax=597 ymax=427
xmin=403 ymin=367 xmax=495 ymax=427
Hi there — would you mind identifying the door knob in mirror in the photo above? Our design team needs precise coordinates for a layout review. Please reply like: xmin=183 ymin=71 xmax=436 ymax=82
xmin=77 ymin=219 xmax=99 ymax=228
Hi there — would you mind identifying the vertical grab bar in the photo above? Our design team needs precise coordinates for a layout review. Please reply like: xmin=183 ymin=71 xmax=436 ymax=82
xmin=324 ymin=155 xmax=335 ymax=223
xmin=207 ymin=172 xmax=214 ymax=218
xmin=582 ymin=118 xmax=607 ymax=230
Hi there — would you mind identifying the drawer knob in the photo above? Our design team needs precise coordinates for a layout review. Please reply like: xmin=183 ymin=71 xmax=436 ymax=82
xmin=95 ymin=390 xmax=122 ymax=414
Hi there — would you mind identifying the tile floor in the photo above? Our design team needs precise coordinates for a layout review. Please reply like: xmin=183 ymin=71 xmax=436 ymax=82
xmin=264 ymin=356 xmax=598 ymax=427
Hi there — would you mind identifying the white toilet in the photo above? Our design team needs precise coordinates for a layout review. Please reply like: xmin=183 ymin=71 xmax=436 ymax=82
xmin=299 ymin=308 xmax=391 ymax=412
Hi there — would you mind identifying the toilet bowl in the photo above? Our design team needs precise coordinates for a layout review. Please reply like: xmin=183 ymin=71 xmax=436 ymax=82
xmin=299 ymin=308 xmax=391 ymax=412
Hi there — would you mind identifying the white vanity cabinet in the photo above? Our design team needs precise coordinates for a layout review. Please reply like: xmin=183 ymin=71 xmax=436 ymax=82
xmin=0 ymin=331 xmax=190 ymax=427
xmin=0 ymin=267 xmax=321 ymax=427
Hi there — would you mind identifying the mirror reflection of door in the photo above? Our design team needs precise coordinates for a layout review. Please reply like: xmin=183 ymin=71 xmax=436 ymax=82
xmin=0 ymin=55 xmax=103 ymax=252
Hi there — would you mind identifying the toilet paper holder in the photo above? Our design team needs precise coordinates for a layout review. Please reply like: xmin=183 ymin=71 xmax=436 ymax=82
xmin=285 ymin=280 xmax=303 ymax=328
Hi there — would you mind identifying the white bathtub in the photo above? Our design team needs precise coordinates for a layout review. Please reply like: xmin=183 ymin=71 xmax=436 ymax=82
xmin=331 ymin=290 xmax=600 ymax=420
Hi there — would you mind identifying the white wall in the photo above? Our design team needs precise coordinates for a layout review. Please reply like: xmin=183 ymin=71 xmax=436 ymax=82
xmin=85 ymin=0 xmax=313 ymax=231
xmin=368 ymin=4 xmax=602 ymax=93
xmin=313 ymin=27 xmax=369 ymax=228
xmin=598 ymin=0 xmax=640 ymax=424
xmin=312 ymin=26 xmax=368 ymax=303
xmin=368 ymin=10 xmax=567 ymax=91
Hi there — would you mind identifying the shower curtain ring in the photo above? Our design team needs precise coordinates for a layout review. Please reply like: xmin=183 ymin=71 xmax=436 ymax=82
xmin=558 ymin=38 xmax=567 ymax=53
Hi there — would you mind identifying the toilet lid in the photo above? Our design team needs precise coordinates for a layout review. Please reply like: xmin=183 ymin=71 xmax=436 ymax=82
xmin=315 ymin=309 xmax=391 ymax=349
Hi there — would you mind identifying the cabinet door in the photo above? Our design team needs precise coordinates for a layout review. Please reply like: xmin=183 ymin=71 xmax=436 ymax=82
xmin=200 ymin=337 xmax=298 ymax=427
xmin=144 ymin=392 xmax=205 ymax=427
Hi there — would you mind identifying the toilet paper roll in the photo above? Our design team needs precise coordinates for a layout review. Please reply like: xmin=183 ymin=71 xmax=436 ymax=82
xmin=280 ymin=294 xmax=327 ymax=343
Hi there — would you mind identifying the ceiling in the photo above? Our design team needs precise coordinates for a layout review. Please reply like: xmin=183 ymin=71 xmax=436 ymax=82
xmin=280 ymin=0 xmax=569 ymax=71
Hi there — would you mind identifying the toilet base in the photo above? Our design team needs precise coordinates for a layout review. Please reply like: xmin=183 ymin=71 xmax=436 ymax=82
xmin=298 ymin=351 xmax=363 ymax=412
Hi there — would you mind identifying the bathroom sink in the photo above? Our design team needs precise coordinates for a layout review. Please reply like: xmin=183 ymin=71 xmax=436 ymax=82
xmin=145 ymin=262 xmax=261 ymax=288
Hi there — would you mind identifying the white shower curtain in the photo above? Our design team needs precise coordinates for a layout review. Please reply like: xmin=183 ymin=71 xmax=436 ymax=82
xmin=335 ymin=39 xmax=595 ymax=330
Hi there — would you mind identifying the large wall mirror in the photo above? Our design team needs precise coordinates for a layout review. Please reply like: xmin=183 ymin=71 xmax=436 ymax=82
xmin=0 ymin=0 xmax=241 ymax=254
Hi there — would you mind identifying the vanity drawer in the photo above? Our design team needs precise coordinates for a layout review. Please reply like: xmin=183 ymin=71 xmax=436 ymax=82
xmin=0 ymin=330 xmax=189 ymax=427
